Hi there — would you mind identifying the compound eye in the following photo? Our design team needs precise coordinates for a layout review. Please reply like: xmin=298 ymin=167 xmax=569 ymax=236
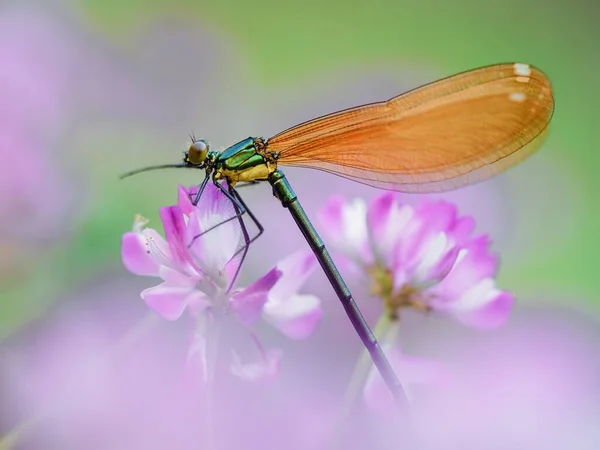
xmin=187 ymin=139 xmax=208 ymax=165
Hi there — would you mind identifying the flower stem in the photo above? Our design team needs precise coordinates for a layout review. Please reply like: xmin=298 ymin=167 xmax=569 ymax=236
xmin=331 ymin=313 xmax=400 ymax=445
xmin=0 ymin=312 xmax=159 ymax=449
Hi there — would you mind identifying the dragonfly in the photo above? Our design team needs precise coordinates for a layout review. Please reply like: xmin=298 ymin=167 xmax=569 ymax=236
xmin=121 ymin=62 xmax=555 ymax=407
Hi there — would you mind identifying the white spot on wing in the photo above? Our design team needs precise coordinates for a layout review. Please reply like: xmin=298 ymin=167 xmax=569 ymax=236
xmin=513 ymin=63 xmax=531 ymax=76
xmin=513 ymin=63 xmax=532 ymax=83
xmin=509 ymin=92 xmax=526 ymax=103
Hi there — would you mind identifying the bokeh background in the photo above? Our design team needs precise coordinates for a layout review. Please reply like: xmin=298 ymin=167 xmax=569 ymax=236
xmin=1 ymin=0 xmax=599 ymax=449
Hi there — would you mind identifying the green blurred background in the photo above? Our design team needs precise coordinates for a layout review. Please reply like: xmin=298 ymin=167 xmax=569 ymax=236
xmin=1 ymin=0 xmax=598 ymax=337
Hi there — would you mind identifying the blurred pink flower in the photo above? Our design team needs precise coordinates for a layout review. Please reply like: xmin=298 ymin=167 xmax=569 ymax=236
xmin=318 ymin=192 xmax=513 ymax=327
xmin=122 ymin=184 xmax=321 ymax=380
xmin=5 ymin=285 xmax=599 ymax=450
xmin=0 ymin=282 xmax=338 ymax=450
xmin=263 ymin=249 xmax=323 ymax=340
xmin=317 ymin=192 xmax=513 ymax=409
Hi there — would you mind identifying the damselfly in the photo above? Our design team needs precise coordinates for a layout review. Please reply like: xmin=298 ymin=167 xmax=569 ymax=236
xmin=121 ymin=63 xmax=555 ymax=407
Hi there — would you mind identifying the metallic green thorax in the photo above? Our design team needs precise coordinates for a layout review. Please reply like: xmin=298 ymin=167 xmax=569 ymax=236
xmin=213 ymin=137 xmax=277 ymax=185
xmin=217 ymin=137 xmax=257 ymax=163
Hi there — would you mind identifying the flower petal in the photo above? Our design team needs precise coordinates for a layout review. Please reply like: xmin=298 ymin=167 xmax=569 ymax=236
xmin=368 ymin=193 xmax=413 ymax=266
xmin=392 ymin=228 xmax=449 ymax=293
xmin=160 ymin=205 xmax=192 ymax=267
xmin=450 ymin=215 xmax=476 ymax=245
xmin=316 ymin=194 xmax=345 ymax=241
xmin=142 ymin=228 xmax=174 ymax=268
xmin=317 ymin=195 xmax=372 ymax=263
xmin=189 ymin=182 xmax=240 ymax=264
xmin=195 ymin=182 xmax=237 ymax=222
xmin=121 ymin=231 xmax=159 ymax=276
xmin=224 ymin=252 xmax=244 ymax=288
xmin=445 ymin=280 xmax=514 ymax=329
xmin=415 ymin=200 xmax=458 ymax=235
xmin=177 ymin=185 xmax=196 ymax=216
xmin=187 ymin=209 xmax=241 ymax=287
xmin=397 ymin=201 xmax=459 ymax=271
xmin=410 ymin=233 xmax=447 ymax=282
xmin=410 ymin=233 xmax=460 ymax=291
xmin=141 ymin=282 xmax=194 ymax=321
xmin=263 ymin=294 xmax=322 ymax=339
xmin=158 ymin=265 xmax=198 ymax=287
xmin=269 ymin=250 xmax=317 ymax=301
xmin=230 ymin=268 xmax=282 ymax=324
xmin=186 ymin=290 xmax=211 ymax=317
xmin=367 ymin=191 xmax=396 ymax=238
xmin=432 ymin=235 xmax=498 ymax=301
xmin=391 ymin=210 xmax=428 ymax=273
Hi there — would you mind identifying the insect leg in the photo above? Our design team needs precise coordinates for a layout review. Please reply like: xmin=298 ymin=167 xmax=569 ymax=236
xmin=187 ymin=181 xmax=266 ymax=290
xmin=190 ymin=180 xmax=264 ymax=244
xmin=191 ymin=174 xmax=210 ymax=206
xmin=229 ymin=185 xmax=264 ymax=251
xmin=225 ymin=185 xmax=266 ymax=288
xmin=211 ymin=181 xmax=252 ymax=290
xmin=188 ymin=180 xmax=247 ymax=249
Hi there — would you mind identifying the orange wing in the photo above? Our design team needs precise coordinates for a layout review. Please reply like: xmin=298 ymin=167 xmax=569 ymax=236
xmin=266 ymin=63 xmax=554 ymax=192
